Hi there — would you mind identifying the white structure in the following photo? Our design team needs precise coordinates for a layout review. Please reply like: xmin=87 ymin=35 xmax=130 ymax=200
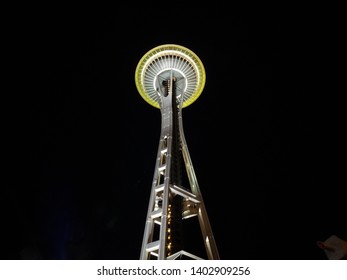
xmin=135 ymin=44 xmax=219 ymax=260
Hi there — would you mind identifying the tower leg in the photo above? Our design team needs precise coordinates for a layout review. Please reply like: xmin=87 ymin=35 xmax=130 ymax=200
xmin=140 ymin=76 xmax=219 ymax=260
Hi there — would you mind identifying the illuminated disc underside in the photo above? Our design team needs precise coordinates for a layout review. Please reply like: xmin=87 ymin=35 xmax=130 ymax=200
xmin=135 ymin=44 xmax=206 ymax=109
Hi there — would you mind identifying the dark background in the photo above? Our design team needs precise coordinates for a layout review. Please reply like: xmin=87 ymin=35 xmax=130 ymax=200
xmin=4 ymin=4 xmax=346 ymax=260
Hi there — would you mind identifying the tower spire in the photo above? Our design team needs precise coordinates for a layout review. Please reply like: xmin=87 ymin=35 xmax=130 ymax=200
xmin=135 ymin=44 xmax=219 ymax=260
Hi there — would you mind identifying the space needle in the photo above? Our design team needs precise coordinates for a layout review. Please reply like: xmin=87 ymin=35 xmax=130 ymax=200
xmin=135 ymin=44 xmax=219 ymax=260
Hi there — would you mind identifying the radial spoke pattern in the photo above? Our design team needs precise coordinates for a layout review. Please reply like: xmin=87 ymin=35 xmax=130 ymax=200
xmin=135 ymin=44 xmax=206 ymax=108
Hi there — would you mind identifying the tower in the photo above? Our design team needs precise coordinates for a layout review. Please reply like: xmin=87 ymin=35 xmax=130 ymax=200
xmin=135 ymin=44 xmax=219 ymax=260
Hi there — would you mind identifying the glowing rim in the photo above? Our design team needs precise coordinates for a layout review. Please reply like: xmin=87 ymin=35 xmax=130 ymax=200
xmin=135 ymin=44 xmax=206 ymax=109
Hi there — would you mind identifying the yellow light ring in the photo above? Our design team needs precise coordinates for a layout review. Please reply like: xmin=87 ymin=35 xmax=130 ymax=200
xmin=135 ymin=44 xmax=206 ymax=109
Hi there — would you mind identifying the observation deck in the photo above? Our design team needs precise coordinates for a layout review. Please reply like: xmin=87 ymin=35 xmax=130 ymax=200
xmin=135 ymin=44 xmax=206 ymax=108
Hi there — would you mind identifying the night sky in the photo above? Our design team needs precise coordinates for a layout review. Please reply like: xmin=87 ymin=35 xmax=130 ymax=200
xmin=4 ymin=5 xmax=346 ymax=260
